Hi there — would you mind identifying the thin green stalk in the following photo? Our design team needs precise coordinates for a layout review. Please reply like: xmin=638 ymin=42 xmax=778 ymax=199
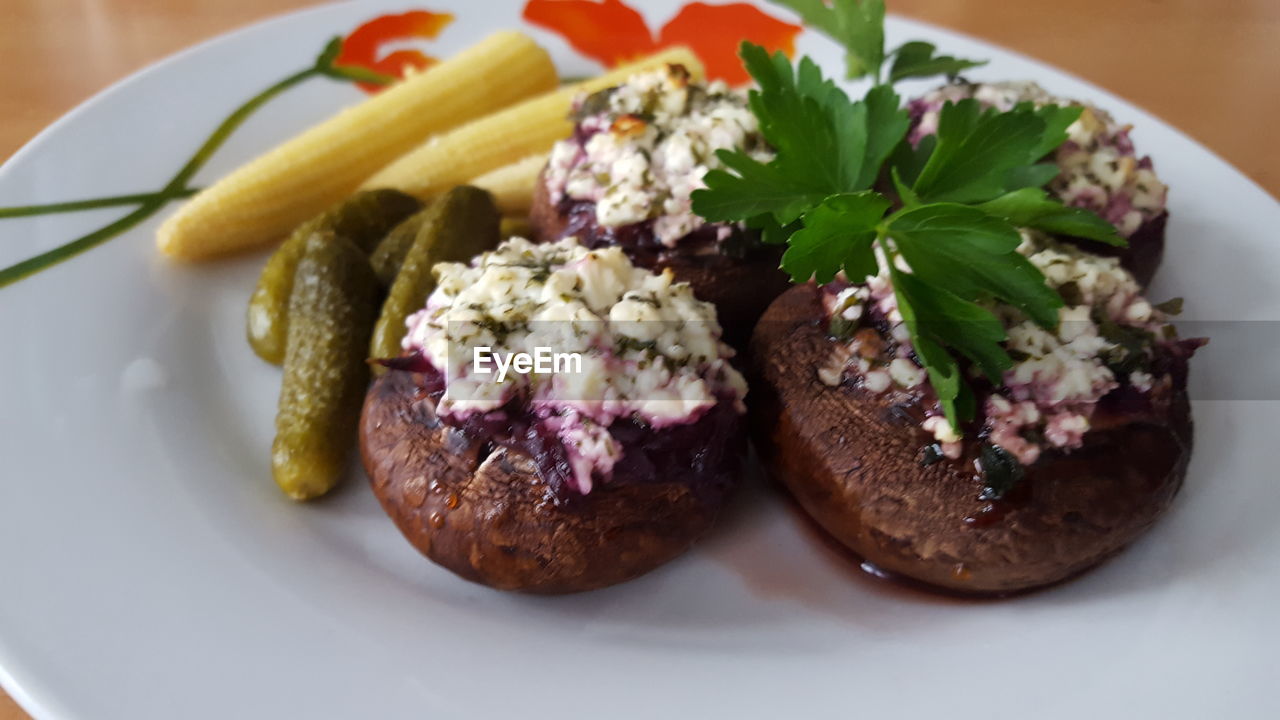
xmin=0 ymin=65 xmax=322 ymax=287
xmin=0 ymin=197 xmax=165 ymax=288
xmin=0 ymin=34 xmax=398 ymax=289
xmin=0 ymin=188 xmax=198 ymax=219
xmin=322 ymin=65 xmax=397 ymax=86
xmin=163 ymin=66 xmax=320 ymax=193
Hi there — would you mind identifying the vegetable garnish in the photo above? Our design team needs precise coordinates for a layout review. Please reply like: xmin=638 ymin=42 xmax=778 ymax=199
xmin=691 ymin=39 xmax=1128 ymax=431
xmin=769 ymin=0 xmax=985 ymax=84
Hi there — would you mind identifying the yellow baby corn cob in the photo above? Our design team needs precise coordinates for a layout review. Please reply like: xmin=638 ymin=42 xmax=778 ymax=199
xmin=157 ymin=31 xmax=557 ymax=260
xmin=468 ymin=152 xmax=548 ymax=215
xmin=360 ymin=46 xmax=704 ymax=199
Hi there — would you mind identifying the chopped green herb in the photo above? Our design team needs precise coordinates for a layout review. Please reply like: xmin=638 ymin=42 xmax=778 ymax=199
xmin=979 ymin=442 xmax=1025 ymax=500
xmin=889 ymin=41 xmax=986 ymax=83
xmin=691 ymin=41 xmax=1127 ymax=430
xmin=769 ymin=1 xmax=984 ymax=85
xmin=920 ymin=443 xmax=945 ymax=467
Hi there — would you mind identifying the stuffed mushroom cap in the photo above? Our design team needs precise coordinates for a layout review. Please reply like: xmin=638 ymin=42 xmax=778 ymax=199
xmin=750 ymin=232 xmax=1202 ymax=594
xmin=530 ymin=64 xmax=790 ymax=346
xmin=361 ymin=237 xmax=749 ymax=593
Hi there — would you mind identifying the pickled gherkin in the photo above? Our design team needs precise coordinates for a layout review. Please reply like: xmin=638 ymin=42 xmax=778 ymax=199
xmin=370 ymin=186 xmax=500 ymax=361
xmin=247 ymin=189 xmax=421 ymax=364
xmin=313 ymin=188 xmax=422 ymax=253
xmin=369 ymin=207 xmax=433 ymax=287
xmin=499 ymin=216 xmax=533 ymax=240
xmin=272 ymin=233 xmax=380 ymax=500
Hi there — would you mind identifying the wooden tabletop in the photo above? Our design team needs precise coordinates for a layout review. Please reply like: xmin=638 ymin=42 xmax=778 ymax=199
xmin=1 ymin=0 xmax=1276 ymax=716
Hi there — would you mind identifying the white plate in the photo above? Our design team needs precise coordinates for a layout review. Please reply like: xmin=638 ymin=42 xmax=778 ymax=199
xmin=2 ymin=1 xmax=1278 ymax=718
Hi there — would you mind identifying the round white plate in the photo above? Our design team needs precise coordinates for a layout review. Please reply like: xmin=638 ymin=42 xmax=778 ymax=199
xmin=2 ymin=1 xmax=1277 ymax=718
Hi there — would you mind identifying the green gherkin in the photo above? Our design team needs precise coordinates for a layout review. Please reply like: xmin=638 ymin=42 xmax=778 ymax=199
xmin=370 ymin=186 xmax=501 ymax=363
xmin=272 ymin=233 xmax=380 ymax=500
xmin=369 ymin=206 xmax=434 ymax=287
xmin=247 ymin=189 xmax=421 ymax=364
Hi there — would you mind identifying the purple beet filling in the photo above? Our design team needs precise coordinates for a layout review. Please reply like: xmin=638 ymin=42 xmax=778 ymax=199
xmin=379 ymin=358 xmax=747 ymax=507
xmin=554 ymin=197 xmax=771 ymax=270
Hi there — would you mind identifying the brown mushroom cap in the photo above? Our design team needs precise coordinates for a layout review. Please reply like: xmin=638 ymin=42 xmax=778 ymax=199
xmin=360 ymin=370 xmax=744 ymax=594
xmin=749 ymin=284 xmax=1193 ymax=595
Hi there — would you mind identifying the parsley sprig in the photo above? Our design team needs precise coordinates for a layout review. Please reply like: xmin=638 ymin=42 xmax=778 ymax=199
xmin=690 ymin=43 xmax=1126 ymax=431
xmin=770 ymin=0 xmax=986 ymax=85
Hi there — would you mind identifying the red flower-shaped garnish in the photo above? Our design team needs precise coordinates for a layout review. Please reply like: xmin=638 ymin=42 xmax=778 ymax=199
xmin=336 ymin=10 xmax=455 ymax=93
xmin=523 ymin=0 xmax=802 ymax=84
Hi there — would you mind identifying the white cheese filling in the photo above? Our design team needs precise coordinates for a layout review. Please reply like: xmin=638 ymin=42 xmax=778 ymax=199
xmin=403 ymin=237 xmax=747 ymax=492
xmin=544 ymin=65 xmax=773 ymax=247
xmin=824 ymin=231 xmax=1176 ymax=465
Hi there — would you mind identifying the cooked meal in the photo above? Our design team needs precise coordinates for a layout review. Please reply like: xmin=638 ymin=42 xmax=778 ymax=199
xmin=360 ymin=238 xmax=747 ymax=592
xmin=159 ymin=0 xmax=1203 ymax=598
xmin=530 ymin=64 xmax=790 ymax=345
xmin=686 ymin=31 xmax=1203 ymax=593
xmin=750 ymin=232 xmax=1200 ymax=594
xmin=908 ymin=81 xmax=1169 ymax=284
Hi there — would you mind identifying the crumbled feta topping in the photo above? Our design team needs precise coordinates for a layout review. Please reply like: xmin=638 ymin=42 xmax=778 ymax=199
xmin=403 ymin=237 xmax=747 ymax=492
xmin=909 ymin=81 xmax=1167 ymax=236
xmin=544 ymin=65 xmax=773 ymax=246
xmin=889 ymin=357 xmax=927 ymax=389
xmin=823 ymin=231 xmax=1179 ymax=466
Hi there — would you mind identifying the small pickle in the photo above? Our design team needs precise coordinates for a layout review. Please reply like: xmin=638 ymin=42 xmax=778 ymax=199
xmin=273 ymin=232 xmax=381 ymax=500
xmin=370 ymin=206 xmax=433 ymax=287
xmin=370 ymin=186 xmax=500 ymax=362
xmin=247 ymin=189 xmax=421 ymax=364
xmin=499 ymin=216 xmax=533 ymax=239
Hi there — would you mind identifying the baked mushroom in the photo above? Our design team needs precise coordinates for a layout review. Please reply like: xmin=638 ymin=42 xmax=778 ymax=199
xmin=750 ymin=233 xmax=1202 ymax=595
xmin=529 ymin=64 xmax=790 ymax=346
xmin=908 ymin=81 xmax=1169 ymax=285
xmin=360 ymin=237 xmax=748 ymax=593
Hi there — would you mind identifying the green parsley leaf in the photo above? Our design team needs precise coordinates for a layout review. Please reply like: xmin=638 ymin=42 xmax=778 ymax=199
xmin=892 ymin=268 xmax=1011 ymax=383
xmin=692 ymin=43 xmax=909 ymax=224
xmin=887 ymin=133 xmax=935 ymax=188
xmin=859 ymin=85 xmax=910 ymax=188
xmin=905 ymin=329 xmax=968 ymax=429
xmin=690 ymin=43 xmax=1130 ymax=437
xmin=743 ymin=47 xmax=863 ymax=187
xmin=1027 ymin=103 xmax=1084 ymax=160
xmin=892 ymin=267 xmax=1006 ymax=424
xmin=1001 ymin=162 xmax=1062 ymax=192
xmin=978 ymin=188 xmax=1127 ymax=246
xmin=888 ymin=41 xmax=986 ymax=82
xmin=748 ymin=212 xmax=803 ymax=246
xmin=781 ymin=192 xmax=889 ymax=283
xmin=890 ymin=166 xmax=922 ymax=207
xmin=978 ymin=442 xmax=1026 ymax=499
xmin=770 ymin=0 xmax=886 ymax=80
xmin=696 ymin=149 xmax=831 ymax=225
xmin=889 ymin=204 xmax=1064 ymax=329
xmin=912 ymin=100 xmax=1049 ymax=203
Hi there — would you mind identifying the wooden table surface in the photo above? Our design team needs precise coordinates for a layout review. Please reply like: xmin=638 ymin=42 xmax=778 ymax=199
xmin=1 ymin=0 xmax=1276 ymax=716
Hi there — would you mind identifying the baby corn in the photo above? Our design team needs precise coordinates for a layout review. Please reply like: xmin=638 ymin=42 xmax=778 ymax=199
xmin=157 ymin=31 xmax=557 ymax=260
xmin=360 ymin=47 xmax=704 ymax=199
